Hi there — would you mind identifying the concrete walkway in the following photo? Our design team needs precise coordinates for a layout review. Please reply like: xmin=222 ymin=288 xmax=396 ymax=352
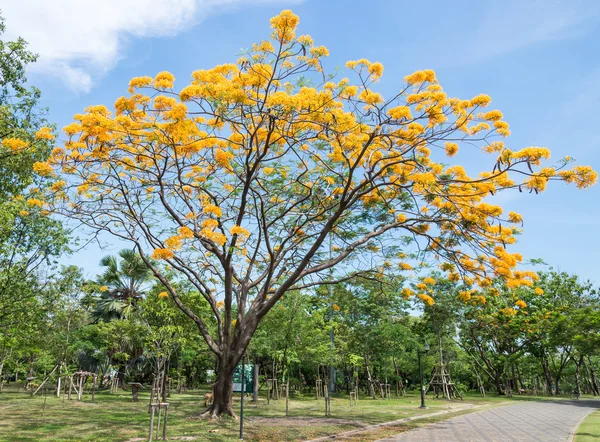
xmin=379 ymin=400 xmax=599 ymax=442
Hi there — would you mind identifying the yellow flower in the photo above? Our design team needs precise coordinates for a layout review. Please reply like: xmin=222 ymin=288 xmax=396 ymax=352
xmin=423 ymin=277 xmax=436 ymax=285
xmin=507 ymin=212 xmax=522 ymax=223
xmin=515 ymin=300 xmax=527 ymax=309
xmin=534 ymin=287 xmax=544 ymax=295
xmin=158 ymin=291 xmax=169 ymax=299
xmin=483 ymin=110 xmax=503 ymax=121
xmin=401 ymin=287 xmax=413 ymax=299
xmin=99 ymin=286 xmax=108 ymax=292
xmin=418 ymin=293 xmax=435 ymax=306
xmin=458 ymin=291 xmax=471 ymax=302
xmin=368 ymin=62 xmax=384 ymax=78
xmin=444 ymin=142 xmax=459 ymax=157
xmin=404 ymin=69 xmax=436 ymax=85
xmin=154 ymin=71 xmax=175 ymax=89
xmin=35 ymin=127 xmax=55 ymax=140
xmin=27 ymin=198 xmax=44 ymax=207
xmin=128 ymin=76 xmax=153 ymax=92
xmin=202 ymin=219 xmax=219 ymax=230
xmin=358 ymin=89 xmax=383 ymax=105
xmin=151 ymin=248 xmax=174 ymax=260
xmin=33 ymin=162 xmax=54 ymax=176
xmin=501 ymin=307 xmax=518 ymax=316
xmin=470 ymin=94 xmax=492 ymax=107
xmin=297 ymin=34 xmax=313 ymax=46
xmin=50 ymin=180 xmax=66 ymax=192
xmin=230 ymin=225 xmax=250 ymax=237
xmin=165 ymin=236 xmax=183 ymax=250
xmin=309 ymin=45 xmax=329 ymax=58
xmin=388 ymin=106 xmax=412 ymax=120
xmin=399 ymin=262 xmax=412 ymax=270
xmin=270 ymin=9 xmax=299 ymax=43
xmin=332 ymin=304 xmax=340 ymax=311
xmin=178 ymin=226 xmax=194 ymax=239
xmin=2 ymin=138 xmax=28 ymax=151
xmin=203 ymin=204 xmax=222 ymax=217
xmin=215 ymin=148 xmax=234 ymax=167
xmin=18 ymin=210 xmax=29 ymax=217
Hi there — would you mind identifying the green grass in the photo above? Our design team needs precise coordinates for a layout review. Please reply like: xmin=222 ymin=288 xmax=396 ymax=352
xmin=575 ymin=410 xmax=600 ymax=442
xmin=0 ymin=386 xmax=589 ymax=441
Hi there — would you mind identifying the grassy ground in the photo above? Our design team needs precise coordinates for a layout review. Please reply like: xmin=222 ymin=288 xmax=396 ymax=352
xmin=575 ymin=410 xmax=600 ymax=442
xmin=0 ymin=385 xmax=587 ymax=441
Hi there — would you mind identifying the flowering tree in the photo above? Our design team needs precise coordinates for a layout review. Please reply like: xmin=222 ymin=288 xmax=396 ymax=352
xmin=33 ymin=10 xmax=596 ymax=416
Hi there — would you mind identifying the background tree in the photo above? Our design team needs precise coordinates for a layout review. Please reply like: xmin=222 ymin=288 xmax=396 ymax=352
xmin=93 ymin=249 xmax=153 ymax=321
xmin=0 ymin=13 xmax=68 ymax=332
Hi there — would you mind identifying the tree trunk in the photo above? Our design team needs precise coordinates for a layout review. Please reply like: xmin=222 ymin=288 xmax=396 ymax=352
xmin=252 ymin=363 xmax=259 ymax=402
xmin=586 ymin=356 xmax=600 ymax=396
xmin=364 ymin=354 xmax=375 ymax=399
xmin=117 ymin=363 xmax=126 ymax=388
xmin=494 ymin=374 xmax=503 ymax=395
xmin=574 ymin=355 xmax=583 ymax=398
xmin=204 ymin=360 xmax=236 ymax=418
xmin=516 ymin=365 xmax=526 ymax=391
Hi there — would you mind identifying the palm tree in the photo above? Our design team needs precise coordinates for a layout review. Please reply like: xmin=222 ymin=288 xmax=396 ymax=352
xmin=92 ymin=249 xmax=153 ymax=387
xmin=93 ymin=249 xmax=153 ymax=322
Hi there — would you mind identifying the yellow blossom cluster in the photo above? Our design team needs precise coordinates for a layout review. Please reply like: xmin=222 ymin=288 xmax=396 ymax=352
xmin=418 ymin=293 xmax=435 ymax=306
xmin=35 ymin=127 xmax=55 ymax=140
xmin=230 ymin=225 xmax=250 ymax=238
xmin=151 ymin=248 xmax=174 ymax=260
xmin=515 ymin=300 xmax=527 ymax=309
xmin=33 ymin=162 xmax=54 ymax=176
xmin=2 ymin=138 xmax=28 ymax=151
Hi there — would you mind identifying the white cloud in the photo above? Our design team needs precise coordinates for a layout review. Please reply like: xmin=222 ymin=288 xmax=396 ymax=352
xmin=1 ymin=0 xmax=298 ymax=93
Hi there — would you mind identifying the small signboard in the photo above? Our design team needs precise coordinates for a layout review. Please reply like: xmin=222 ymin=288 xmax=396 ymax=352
xmin=233 ymin=364 xmax=254 ymax=393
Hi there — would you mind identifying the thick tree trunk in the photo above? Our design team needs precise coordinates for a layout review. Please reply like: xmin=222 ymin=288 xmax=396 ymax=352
xmin=586 ymin=356 xmax=600 ymax=396
xmin=204 ymin=359 xmax=236 ymax=418
xmin=494 ymin=374 xmax=503 ymax=395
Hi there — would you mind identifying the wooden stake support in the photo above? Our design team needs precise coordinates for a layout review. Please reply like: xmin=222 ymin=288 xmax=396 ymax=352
xmin=315 ymin=379 xmax=323 ymax=399
xmin=148 ymin=402 xmax=169 ymax=441
xmin=425 ymin=364 xmax=462 ymax=400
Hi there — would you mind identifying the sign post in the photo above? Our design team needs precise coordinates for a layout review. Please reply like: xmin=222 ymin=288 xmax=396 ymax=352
xmin=234 ymin=358 xmax=254 ymax=440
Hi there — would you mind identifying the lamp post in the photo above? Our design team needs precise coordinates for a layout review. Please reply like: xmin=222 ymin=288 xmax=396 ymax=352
xmin=417 ymin=341 xmax=430 ymax=409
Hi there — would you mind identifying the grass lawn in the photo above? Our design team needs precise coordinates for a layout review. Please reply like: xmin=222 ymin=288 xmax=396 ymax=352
xmin=575 ymin=410 xmax=600 ymax=442
xmin=0 ymin=386 xmax=584 ymax=441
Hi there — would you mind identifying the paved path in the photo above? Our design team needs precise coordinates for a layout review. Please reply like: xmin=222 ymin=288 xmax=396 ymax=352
xmin=379 ymin=400 xmax=599 ymax=442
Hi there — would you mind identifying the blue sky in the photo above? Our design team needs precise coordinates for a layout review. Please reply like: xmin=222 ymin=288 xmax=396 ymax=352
xmin=3 ymin=0 xmax=600 ymax=282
